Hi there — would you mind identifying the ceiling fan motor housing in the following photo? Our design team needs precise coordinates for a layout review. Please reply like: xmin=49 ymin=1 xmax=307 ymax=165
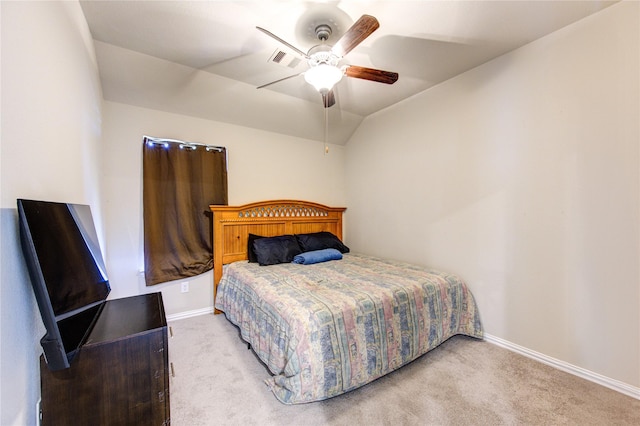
xmin=307 ymin=45 xmax=341 ymax=67
xmin=305 ymin=27 xmax=344 ymax=94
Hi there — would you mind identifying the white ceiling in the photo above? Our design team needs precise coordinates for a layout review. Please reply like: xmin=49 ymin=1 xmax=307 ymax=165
xmin=80 ymin=1 xmax=617 ymax=145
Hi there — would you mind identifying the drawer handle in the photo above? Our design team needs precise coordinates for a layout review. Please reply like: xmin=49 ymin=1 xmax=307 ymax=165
xmin=170 ymin=362 xmax=175 ymax=378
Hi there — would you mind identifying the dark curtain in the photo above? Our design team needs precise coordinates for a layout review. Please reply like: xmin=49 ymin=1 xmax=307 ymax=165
xmin=143 ymin=139 xmax=228 ymax=286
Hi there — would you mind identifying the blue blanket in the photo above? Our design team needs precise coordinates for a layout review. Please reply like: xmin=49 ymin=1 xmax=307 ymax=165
xmin=292 ymin=248 xmax=343 ymax=265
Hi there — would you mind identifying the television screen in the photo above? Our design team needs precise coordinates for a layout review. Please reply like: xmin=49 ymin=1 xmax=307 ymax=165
xmin=18 ymin=199 xmax=111 ymax=370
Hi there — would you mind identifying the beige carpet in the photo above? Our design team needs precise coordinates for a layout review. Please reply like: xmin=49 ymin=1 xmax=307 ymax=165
xmin=168 ymin=314 xmax=639 ymax=425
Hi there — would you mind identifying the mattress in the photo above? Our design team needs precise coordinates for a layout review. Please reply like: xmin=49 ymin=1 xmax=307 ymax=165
xmin=215 ymin=253 xmax=483 ymax=403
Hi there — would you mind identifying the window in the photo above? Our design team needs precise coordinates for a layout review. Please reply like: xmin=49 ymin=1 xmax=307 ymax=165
xmin=142 ymin=137 xmax=228 ymax=286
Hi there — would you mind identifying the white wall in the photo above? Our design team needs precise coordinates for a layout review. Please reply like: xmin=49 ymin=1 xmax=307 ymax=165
xmin=0 ymin=1 xmax=103 ymax=424
xmin=101 ymin=102 xmax=346 ymax=316
xmin=345 ymin=1 xmax=639 ymax=389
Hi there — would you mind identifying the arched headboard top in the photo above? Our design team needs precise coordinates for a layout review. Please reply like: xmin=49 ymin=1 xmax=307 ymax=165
xmin=211 ymin=200 xmax=344 ymax=217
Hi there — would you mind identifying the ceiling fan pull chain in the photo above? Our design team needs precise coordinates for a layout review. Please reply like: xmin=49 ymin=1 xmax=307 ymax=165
xmin=324 ymin=105 xmax=329 ymax=155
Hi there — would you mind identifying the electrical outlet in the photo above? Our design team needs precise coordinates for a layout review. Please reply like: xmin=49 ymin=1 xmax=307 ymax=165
xmin=36 ymin=398 xmax=42 ymax=426
xmin=181 ymin=282 xmax=189 ymax=293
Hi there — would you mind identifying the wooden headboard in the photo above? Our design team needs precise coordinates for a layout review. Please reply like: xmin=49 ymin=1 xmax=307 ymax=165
xmin=209 ymin=200 xmax=346 ymax=310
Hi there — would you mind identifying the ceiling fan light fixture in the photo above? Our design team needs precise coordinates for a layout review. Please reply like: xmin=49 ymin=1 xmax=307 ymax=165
xmin=304 ymin=63 xmax=343 ymax=93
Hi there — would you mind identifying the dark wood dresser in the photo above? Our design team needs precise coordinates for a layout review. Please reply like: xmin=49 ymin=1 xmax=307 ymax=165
xmin=39 ymin=292 xmax=170 ymax=425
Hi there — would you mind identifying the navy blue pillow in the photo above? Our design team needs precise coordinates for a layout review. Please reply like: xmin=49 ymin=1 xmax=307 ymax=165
xmin=253 ymin=235 xmax=302 ymax=266
xmin=296 ymin=232 xmax=350 ymax=254
xmin=247 ymin=233 xmax=263 ymax=263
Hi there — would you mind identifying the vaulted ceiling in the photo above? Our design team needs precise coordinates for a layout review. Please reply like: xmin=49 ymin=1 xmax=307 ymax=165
xmin=80 ymin=1 xmax=617 ymax=145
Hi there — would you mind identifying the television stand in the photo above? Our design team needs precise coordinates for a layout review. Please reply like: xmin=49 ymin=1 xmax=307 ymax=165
xmin=39 ymin=293 xmax=170 ymax=425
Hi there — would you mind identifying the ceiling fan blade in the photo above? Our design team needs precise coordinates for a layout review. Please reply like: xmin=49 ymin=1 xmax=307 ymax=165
xmin=256 ymin=27 xmax=309 ymax=59
xmin=331 ymin=15 xmax=379 ymax=57
xmin=345 ymin=65 xmax=398 ymax=84
xmin=322 ymin=90 xmax=336 ymax=108
xmin=256 ymin=73 xmax=302 ymax=89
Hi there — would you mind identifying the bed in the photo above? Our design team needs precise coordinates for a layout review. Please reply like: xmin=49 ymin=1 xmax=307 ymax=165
xmin=210 ymin=200 xmax=483 ymax=404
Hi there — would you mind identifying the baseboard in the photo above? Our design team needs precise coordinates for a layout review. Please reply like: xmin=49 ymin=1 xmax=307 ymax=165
xmin=166 ymin=306 xmax=213 ymax=322
xmin=483 ymin=333 xmax=640 ymax=400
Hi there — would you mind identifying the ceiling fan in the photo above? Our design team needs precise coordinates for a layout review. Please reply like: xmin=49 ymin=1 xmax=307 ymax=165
xmin=256 ymin=14 xmax=399 ymax=108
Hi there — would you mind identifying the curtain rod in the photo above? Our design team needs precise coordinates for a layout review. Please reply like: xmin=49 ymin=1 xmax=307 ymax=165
xmin=143 ymin=135 xmax=225 ymax=152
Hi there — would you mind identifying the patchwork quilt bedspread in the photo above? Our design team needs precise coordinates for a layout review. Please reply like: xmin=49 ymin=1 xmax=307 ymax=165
xmin=215 ymin=253 xmax=483 ymax=404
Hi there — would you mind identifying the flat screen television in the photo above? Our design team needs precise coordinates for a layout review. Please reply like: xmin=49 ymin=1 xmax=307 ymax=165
xmin=17 ymin=199 xmax=111 ymax=371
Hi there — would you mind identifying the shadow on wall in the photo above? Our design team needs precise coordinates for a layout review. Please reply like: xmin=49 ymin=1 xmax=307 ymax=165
xmin=1 ymin=207 xmax=44 ymax=426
